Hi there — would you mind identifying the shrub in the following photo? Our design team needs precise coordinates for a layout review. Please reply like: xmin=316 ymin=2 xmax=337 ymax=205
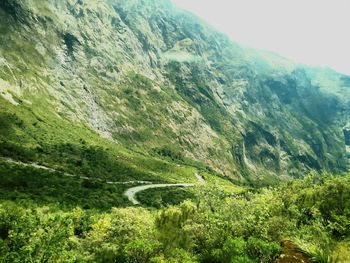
xmin=246 ymin=237 xmax=281 ymax=263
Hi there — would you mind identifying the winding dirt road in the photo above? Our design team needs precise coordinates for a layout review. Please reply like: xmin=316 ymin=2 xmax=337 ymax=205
xmin=1 ymin=157 xmax=205 ymax=205
xmin=124 ymin=183 xmax=194 ymax=205
xmin=123 ymin=173 xmax=205 ymax=205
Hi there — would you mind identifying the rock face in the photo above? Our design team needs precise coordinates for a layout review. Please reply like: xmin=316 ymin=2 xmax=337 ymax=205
xmin=0 ymin=0 xmax=349 ymax=181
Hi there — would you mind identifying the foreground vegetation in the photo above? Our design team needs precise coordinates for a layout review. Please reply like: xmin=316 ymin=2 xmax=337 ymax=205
xmin=0 ymin=86 xmax=349 ymax=262
xmin=0 ymin=172 xmax=349 ymax=262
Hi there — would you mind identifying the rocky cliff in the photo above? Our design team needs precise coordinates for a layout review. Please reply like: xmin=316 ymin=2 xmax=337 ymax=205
xmin=0 ymin=0 xmax=349 ymax=182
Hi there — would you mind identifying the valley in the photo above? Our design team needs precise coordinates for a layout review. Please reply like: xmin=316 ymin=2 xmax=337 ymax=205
xmin=0 ymin=0 xmax=349 ymax=262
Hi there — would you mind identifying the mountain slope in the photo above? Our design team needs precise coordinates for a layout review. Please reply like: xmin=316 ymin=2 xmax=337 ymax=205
xmin=0 ymin=0 xmax=349 ymax=183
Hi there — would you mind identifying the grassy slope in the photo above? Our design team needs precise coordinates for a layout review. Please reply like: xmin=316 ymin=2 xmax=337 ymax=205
xmin=0 ymin=94 xmax=244 ymax=209
xmin=0 ymin=95 xmax=193 ymax=181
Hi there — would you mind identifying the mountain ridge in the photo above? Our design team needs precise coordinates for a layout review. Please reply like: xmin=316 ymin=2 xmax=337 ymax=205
xmin=0 ymin=0 xmax=349 ymax=183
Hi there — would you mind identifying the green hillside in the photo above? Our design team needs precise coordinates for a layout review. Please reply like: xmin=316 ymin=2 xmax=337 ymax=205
xmin=0 ymin=0 xmax=349 ymax=262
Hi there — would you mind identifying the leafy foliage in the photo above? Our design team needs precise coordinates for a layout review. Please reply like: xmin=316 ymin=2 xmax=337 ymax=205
xmin=0 ymin=173 xmax=349 ymax=262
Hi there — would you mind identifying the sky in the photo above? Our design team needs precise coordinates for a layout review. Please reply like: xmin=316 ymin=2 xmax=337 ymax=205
xmin=172 ymin=0 xmax=350 ymax=75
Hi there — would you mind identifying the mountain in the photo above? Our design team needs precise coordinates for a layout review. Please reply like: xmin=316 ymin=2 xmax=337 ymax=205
xmin=0 ymin=0 xmax=349 ymax=184
xmin=1 ymin=1 xmax=350 ymax=262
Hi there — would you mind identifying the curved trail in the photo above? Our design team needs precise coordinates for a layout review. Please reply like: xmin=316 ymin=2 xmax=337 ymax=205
xmin=1 ymin=157 xmax=205 ymax=205
xmin=124 ymin=183 xmax=194 ymax=205
xmin=124 ymin=173 xmax=205 ymax=205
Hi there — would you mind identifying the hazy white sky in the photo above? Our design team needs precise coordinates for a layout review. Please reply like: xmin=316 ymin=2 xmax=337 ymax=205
xmin=172 ymin=0 xmax=350 ymax=75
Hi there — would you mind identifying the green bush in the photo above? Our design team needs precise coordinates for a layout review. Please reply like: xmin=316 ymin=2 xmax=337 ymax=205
xmin=246 ymin=237 xmax=281 ymax=263
xmin=208 ymin=237 xmax=255 ymax=263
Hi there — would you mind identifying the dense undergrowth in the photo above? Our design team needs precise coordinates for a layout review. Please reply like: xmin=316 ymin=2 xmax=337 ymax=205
xmin=0 ymin=172 xmax=349 ymax=262
xmin=136 ymin=187 xmax=196 ymax=208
